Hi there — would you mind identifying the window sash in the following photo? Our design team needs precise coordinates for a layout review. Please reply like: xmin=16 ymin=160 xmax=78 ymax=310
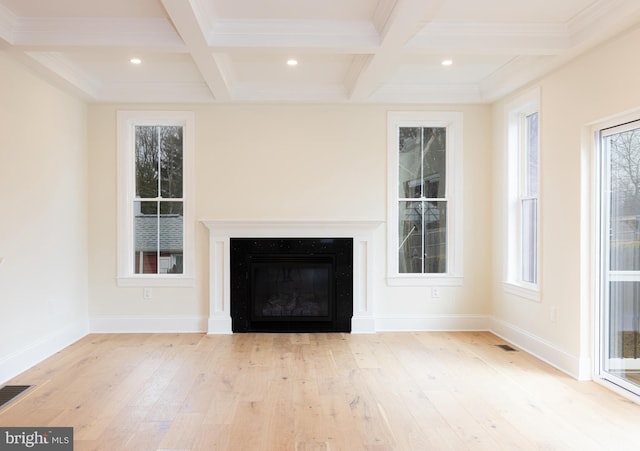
xmin=505 ymin=89 xmax=540 ymax=296
xmin=387 ymin=112 xmax=463 ymax=286
xmin=117 ymin=111 xmax=195 ymax=286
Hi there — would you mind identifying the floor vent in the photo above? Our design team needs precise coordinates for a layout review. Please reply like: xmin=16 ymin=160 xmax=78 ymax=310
xmin=497 ymin=344 xmax=517 ymax=352
xmin=0 ymin=385 xmax=32 ymax=409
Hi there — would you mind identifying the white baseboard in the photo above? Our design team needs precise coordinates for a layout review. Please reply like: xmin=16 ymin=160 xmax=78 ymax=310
xmin=0 ymin=319 xmax=89 ymax=385
xmin=351 ymin=315 xmax=376 ymax=334
xmin=375 ymin=314 xmax=491 ymax=331
xmin=489 ymin=317 xmax=592 ymax=380
xmin=90 ymin=316 xmax=207 ymax=333
xmin=207 ymin=317 xmax=232 ymax=334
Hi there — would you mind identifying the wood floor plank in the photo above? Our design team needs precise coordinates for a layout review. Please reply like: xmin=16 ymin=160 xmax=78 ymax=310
xmin=2 ymin=332 xmax=640 ymax=450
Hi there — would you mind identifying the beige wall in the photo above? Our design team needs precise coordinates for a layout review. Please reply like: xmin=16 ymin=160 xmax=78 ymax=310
xmin=87 ymin=104 xmax=493 ymax=327
xmin=10 ymin=21 xmax=640 ymax=381
xmin=491 ymin=25 xmax=640 ymax=377
xmin=0 ymin=51 xmax=88 ymax=382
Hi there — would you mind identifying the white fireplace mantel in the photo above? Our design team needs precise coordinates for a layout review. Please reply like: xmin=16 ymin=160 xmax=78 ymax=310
xmin=201 ymin=220 xmax=383 ymax=334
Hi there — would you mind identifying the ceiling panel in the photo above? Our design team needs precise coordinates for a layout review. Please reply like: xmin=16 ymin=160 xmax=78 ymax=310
xmin=433 ymin=0 xmax=597 ymax=23
xmin=212 ymin=0 xmax=379 ymax=21
xmin=61 ymin=51 xmax=203 ymax=84
xmin=0 ymin=0 xmax=638 ymax=104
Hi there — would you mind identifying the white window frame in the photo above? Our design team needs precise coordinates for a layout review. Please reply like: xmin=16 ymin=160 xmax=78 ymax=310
xmin=387 ymin=111 xmax=464 ymax=286
xmin=117 ymin=110 xmax=195 ymax=287
xmin=504 ymin=89 xmax=541 ymax=301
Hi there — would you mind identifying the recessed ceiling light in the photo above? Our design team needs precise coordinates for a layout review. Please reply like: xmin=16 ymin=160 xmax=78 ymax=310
xmin=441 ymin=59 xmax=453 ymax=66
xmin=286 ymin=59 xmax=298 ymax=66
xmin=130 ymin=58 xmax=142 ymax=65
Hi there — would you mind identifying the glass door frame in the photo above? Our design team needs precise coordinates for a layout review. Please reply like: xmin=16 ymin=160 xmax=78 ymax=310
xmin=595 ymin=119 xmax=640 ymax=396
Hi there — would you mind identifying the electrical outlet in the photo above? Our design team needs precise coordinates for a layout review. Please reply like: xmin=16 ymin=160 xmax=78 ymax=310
xmin=431 ymin=287 xmax=441 ymax=299
xmin=143 ymin=287 xmax=153 ymax=300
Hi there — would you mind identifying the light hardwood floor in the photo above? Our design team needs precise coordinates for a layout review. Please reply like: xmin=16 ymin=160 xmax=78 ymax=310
xmin=1 ymin=332 xmax=640 ymax=450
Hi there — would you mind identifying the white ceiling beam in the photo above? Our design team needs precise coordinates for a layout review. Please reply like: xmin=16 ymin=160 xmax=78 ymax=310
xmin=12 ymin=18 xmax=183 ymax=49
xmin=0 ymin=2 xmax=16 ymax=44
xmin=161 ymin=0 xmax=231 ymax=102
xmin=348 ymin=0 xmax=445 ymax=102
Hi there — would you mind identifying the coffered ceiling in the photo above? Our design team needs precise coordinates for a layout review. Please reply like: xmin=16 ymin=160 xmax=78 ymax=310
xmin=1 ymin=0 xmax=639 ymax=104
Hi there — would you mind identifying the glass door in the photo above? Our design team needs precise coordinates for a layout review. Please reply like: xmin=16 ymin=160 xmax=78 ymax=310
xmin=598 ymin=121 xmax=640 ymax=395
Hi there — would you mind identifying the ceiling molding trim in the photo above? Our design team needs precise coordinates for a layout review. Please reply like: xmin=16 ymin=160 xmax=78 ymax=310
xmin=208 ymin=19 xmax=379 ymax=50
xmin=567 ymin=0 xmax=624 ymax=36
xmin=371 ymin=0 xmax=397 ymax=35
xmin=344 ymin=54 xmax=372 ymax=91
xmin=25 ymin=51 xmax=100 ymax=99
xmin=13 ymin=18 xmax=184 ymax=48
xmin=478 ymin=55 xmax=553 ymax=102
xmin=567 ymin=0 xmax=640 ymax=47
xmin=418 ymin=21 xmax=568 ymax=37
xmin=232 ymin=82 xmax=348 ymax=102
xmin=98 ymin=81 xmax=215 ymax=103
xmin=368 ymin=82 xmax=483 ymax=104
xmin=0 ymin=3 xmax=17 ymax=43
xmin=190 ymin=0 xmax=218 ymax=35
xmin=408 ymin=22 xmax=570 ymax=54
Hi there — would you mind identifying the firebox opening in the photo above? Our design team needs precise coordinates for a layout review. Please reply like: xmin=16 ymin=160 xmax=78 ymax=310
xmin=251 ymin=257 xmax=333 ymax=322
xmin=230 ymin=238 xmax=353 ymax=333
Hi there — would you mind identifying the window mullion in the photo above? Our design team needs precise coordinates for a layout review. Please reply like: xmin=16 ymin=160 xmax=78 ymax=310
xmin=156 ymin=126 xmax=162 ymax=275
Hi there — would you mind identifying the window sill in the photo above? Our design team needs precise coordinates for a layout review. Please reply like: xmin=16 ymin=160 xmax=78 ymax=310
xmin=503 ymin=281 xmax=540 ymax=302
xmin=386 ymin=275 xmax=463 ymax=287
xmin=117 ymin=276 xmax=196 ymax=288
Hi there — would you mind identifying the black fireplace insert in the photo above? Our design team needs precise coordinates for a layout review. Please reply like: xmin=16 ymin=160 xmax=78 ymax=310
xmin=230 ymin=238 xmax=353 ymax=332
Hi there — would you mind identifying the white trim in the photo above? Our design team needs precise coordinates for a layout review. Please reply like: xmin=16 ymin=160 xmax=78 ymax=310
xmin=375 ymin=314 xmax=489 ymax=332
xmin=503 ymin=281 xmax=540 ymax=302
xmin=605 ymin=359 xmax=640 ymax=371
xmin=489 ymin=316 xmax=591 ymax=380
xmin=386 ymin=111 xmax=464 ymax=285
xmin=117 ymin=110 xmax=195 ymax=287
xmin=504 ymin=87 xmax=541 ymax=295
xmin=117 ymin=276 xmax=195 ymax=288
xmin=201 ymin=219 xmax=382 ymax=334
xmin=590 ymin=110 xmax=640 ymax=394
xmin=593 ymin=377 xmax=640 ymax=405
xmin=387 ymin=275 xmax=463 ymax=287
xmin=90 ymin=316 xmax=207 ymax=333
xmin=0 ymin=319 xmax=88 ymax=385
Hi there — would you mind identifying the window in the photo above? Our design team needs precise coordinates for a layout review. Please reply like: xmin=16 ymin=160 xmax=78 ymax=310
xmin=387 ymin=112 xmax=463 ymax=286
xmin=117 ymin=111 xmax=195 ymax=286
xmin=505 ymin=89 xmax=540 ymax=299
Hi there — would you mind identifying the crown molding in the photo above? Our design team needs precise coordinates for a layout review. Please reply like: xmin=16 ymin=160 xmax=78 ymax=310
xmin=98 ymin=81 xmax=215 ymax=103
xmin=232 ymin=81 xmax=348 ymax=102
xmin=371 ymin=0 xmax=397 ymax=35
xmin=369 ymin=82 xmax=483 ymax=104
xmin=0 ymin=2 xmax=17 ymax=44
xmin=25 ymin=51 xmax=100 ymax=99
xmin=13 ymin=17 xmax=184 ymax=48
xmin=408 ymin=22 xmax=569 ymax=54
xmin=567 ymin=0 xmax=640 ymax=47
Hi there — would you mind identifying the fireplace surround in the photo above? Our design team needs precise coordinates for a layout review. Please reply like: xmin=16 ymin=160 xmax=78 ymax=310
xmin=202 ymin=220 xmax=382 ymax=334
